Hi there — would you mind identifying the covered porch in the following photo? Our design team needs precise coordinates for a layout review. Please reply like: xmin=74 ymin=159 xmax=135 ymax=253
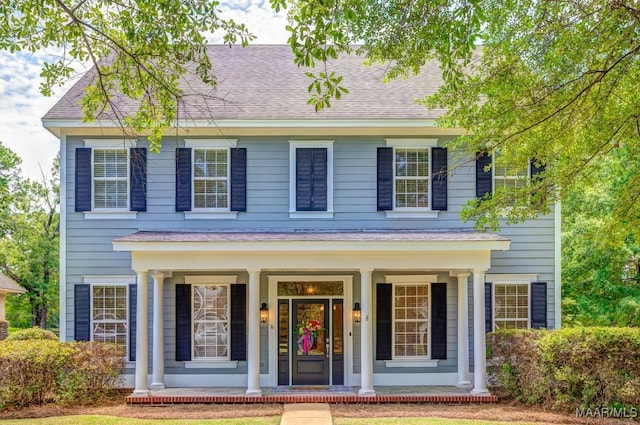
xmin=113 ymin=229 xmax=510 ymax=398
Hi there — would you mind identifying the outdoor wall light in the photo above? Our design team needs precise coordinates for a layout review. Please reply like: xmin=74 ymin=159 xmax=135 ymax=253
xmin=353 ymin=302 xmax=361 ymax=324
xmin=260 ymin=303 xmax=269 ymax=324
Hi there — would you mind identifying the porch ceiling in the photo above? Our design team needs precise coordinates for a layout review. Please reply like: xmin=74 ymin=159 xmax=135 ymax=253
xmin=113 ymin=229 xmax=510 ymax=272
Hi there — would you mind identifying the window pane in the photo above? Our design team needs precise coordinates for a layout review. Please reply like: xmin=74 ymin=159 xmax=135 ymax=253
xmin=92 ymin=285 xmax=127 ymax=352
xmin=494 ymin=283 xmax=529 ymax=329
xmin=394 ymin=284 xmax=429 ymax=358
xmin=93 ymin=149 xmax=128 ymax=209
xmin=193 ymin=149 xmax=229 ymax=209
xmin=193 ymin=285 xmax=229 ymax=359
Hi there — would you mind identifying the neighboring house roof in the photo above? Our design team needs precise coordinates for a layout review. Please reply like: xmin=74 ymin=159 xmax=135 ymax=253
xmin=43 ymin=45 xmax=446 ymax=123
xmin=0 ymin=273 xmax=26 ymax=294
xmin=115 ymin=229 xmax=510 ymax=243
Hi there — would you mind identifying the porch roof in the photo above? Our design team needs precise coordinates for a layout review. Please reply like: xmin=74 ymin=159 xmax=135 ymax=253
xmin=113 ymin=229 xmax=510 ymax=252
xmin=0 ymin=273 xmax=26 ymax=294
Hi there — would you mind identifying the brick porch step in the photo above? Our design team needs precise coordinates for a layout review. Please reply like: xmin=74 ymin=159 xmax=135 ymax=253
xmin=125 ymin=393 xmax=497 ymax=405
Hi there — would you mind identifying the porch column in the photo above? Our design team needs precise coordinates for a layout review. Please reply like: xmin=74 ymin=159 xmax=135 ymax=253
xmin=150 ymin=271 xmax=167 ymax=390
xmin=471 ymin=270 xmax=489 ymax=395
xmin=456 ymin=273 xmax=472 ymax=388
xmin=133 ymin=270 xmax=149 ymax=395
xmin=246 ymin=269 xmax=262 ymax=396
xmin=358 ymin=268 xmax=375 ymax=396
xmin=0 ymin=293 xmax=5 ymax=321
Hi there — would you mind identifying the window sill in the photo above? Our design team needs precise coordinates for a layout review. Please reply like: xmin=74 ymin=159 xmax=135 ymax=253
xmin=384 ymin=359 xmax=439 ymax=368
xmin=385 ymin=211 xmax=439 ymax=219
xmin=184 ymin=211 xmax=238 ymax=220
xmin=289 ymin=211 xmax=334 ymax=219
xmin=83 ymin=211 xmax=138 ymax=220
xmin=184 ymin=360 xmax=238 ymax=369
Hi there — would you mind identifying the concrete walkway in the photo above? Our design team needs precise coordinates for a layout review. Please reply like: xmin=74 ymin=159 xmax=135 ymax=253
xmin=280 ymin=403 xmax=332 ymax=425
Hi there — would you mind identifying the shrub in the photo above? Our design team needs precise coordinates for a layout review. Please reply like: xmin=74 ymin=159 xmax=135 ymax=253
xmin=0 ymin=339 xmax=124 ymax=409
xmin=6 ymin=327 xmax=58 ymax=341
xmin=488 ymin=327 xmax=640 ymax=411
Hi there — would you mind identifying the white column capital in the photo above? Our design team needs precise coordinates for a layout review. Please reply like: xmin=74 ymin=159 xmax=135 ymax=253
xmin=151 ymin=270 xmax=172 ymax=280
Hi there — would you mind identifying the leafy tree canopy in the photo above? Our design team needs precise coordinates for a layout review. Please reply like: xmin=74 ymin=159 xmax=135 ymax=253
xmin=274 ymin=0 xmax=640 ymax=236
xmin=0 ymin=0 xmax=254 ymax=152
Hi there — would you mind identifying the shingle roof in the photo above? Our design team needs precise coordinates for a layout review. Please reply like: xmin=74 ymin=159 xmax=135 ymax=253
xmin=114 ymin=229 xmax=509 ymax=243
xmin=43 ymin=45 xmax=446 ymax=122
xmin=0 ymin=273 xmax=26 ymax=294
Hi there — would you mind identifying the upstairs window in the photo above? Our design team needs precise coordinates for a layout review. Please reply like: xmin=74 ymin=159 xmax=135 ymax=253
xmin=394 ymin=148 xmax=430 ymax=209
xmin=176 ymin=139 xmax=246 ymax=218
xmin=75 ymin=139 xmax=146 ymax=218
xmin=493 ymin=153 xmax=528 ymax=195
xmin=193 ymin=149 xmax=229 ymax=210
xmin=93 ymin=149 xmax=128 ymax=209
xmin=378 ymin=139 xmax=447 ymax=217
xmin=476 ymin=152 xmax=545 ymax=199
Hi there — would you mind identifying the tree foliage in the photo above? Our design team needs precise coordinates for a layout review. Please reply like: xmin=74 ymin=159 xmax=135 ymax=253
xmin=562 ymin=147 xmax=640 ymax=326
xmin=0 ymin=146 xmax=59 ymax=329
xmin=274 ymin=0 xmax=640 ymax=236
xmin=0 ymin=0 xmax=254 ymax=152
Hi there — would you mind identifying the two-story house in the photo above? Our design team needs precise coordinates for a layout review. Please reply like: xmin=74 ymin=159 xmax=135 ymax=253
xmin=43 ymin=45 xmax=560 ymax=397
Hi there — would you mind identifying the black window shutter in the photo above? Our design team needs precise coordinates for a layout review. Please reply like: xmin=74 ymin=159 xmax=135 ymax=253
xmin=74 ymin=284 xmax=91 ymax=341
xmin=296 ymin=148 xmax=312 ymax=211
xmin=530 ymin=281 xmax=548 ymax=329
xmin=430 ymin=282 xmax=447 ymax=359
xmin=485 ymin=282 xmax=493 ymax=334
xmin=130 ymin=148 xmax=147 ymax=212
xmin=431 ymin=147 xmax=448 ymax=211
xmin=476 ymin=152 xmax=492 ymax=199
xmin=175 ymin=148 xmax=192 ymax=212
xmin=129 ymin=283 xmax=137 ymax=361
xmin=311 ymin=148 xmax=328 ymax=211
xmin=296 ymin=148 xmax=327 ymax=211
xmin=230 ymin=284 xmax=247 ymax=361
xmin=75 ymin=148 xmax=92 ymax=212
xmin=376 ymin=283 xmax=392 ymax=360
xmin=175 ymin=284 xmax=192 ymax=361
xmin=230 ymin=147 xmax=247 ymax=212
xmin=377 ymin=147 xmax=394 ymax=211
xmin=530 ymin=160 xmax=545 ymax=180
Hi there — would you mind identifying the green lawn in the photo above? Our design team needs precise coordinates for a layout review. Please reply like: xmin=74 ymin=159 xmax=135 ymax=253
xmin=0 ymin=417 xmax=280 ymax=425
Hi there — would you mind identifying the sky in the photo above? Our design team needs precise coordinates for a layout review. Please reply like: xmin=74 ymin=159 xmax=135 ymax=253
xmin=0 ymin=1 xmax=289 ymax=180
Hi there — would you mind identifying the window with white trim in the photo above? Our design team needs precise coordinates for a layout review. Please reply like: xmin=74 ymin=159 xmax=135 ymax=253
xmin=193 ymin=148 xmax=229 ymax=210
xmin=493 ymin=153 xmax=529 ymax=198
xmin=494 ymin=283 xmax=529 ymax=329
xmin=93 ymin=149 xmax=128 ymax=209
xmin=394 ymin=148 xmax=430 ymax=209
xmin=91 ymin=285 xmax=128 ymax=350
xmin=393 ymin=284 xmax=430 ymax=358
xmin=192 ymin=285 xmax=230 ymax=359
